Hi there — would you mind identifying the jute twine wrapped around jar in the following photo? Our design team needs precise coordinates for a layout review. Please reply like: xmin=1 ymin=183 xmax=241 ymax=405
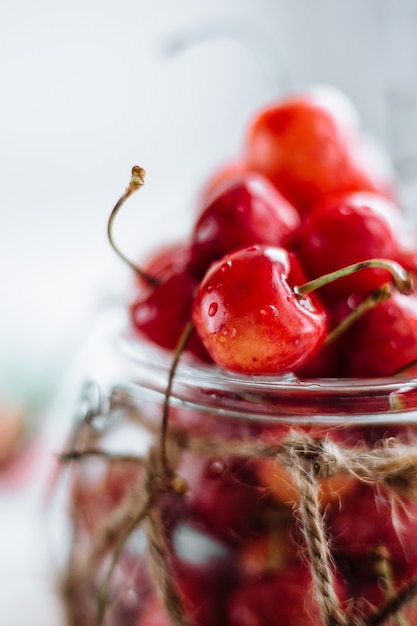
xmin=59 ymin=386 xmax=417 ymax=626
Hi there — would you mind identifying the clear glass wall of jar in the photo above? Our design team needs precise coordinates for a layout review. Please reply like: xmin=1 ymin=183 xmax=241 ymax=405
xmin=52 ymin=303 xmax=417 ymax=626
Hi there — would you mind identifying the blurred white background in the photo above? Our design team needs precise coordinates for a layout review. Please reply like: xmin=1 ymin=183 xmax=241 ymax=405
xmin=0 ymin=1 xmax=417 ymax=622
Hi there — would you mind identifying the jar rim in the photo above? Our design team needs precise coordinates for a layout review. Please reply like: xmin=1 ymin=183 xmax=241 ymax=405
xmin=118 ymin=328 xmax=417 ymax=424
xmin=122 ymin=329 xmax=416 ymax=390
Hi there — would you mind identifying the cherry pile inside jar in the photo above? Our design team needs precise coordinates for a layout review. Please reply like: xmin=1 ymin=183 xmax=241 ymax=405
xmin=62 ymin=86 xmax=417 ymax=626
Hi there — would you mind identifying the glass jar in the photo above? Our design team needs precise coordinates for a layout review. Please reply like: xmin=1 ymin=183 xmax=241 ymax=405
xmin=54 ymin=302 xmax=417 ymax=626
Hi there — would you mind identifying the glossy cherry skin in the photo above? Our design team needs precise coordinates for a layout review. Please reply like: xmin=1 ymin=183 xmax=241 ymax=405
xmin=129 ymin=244 xmax=211 ymax=362
xmin=291 ymin=191 xmax=406 ymax=302
xmin=294 ymin=296 xmax=358 ymax=378
xmin=189 ymin=173 xmax=300 ymax=278
xmin=244 ymin=88 xmax=394 ymax=215
xmin=138 ymin=241 xmax=191 ymax=280
xmin=342 ymin=291 xmax=417 ymax=378
xmin=192 ymin=245 xmax=327 ymax=375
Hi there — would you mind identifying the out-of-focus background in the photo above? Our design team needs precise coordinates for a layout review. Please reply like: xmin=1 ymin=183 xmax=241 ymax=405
xmin=1 ymin=1 xmax=417 ymax=624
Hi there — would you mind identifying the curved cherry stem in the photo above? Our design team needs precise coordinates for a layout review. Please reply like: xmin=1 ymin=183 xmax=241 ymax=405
xmin=371 ymin=546 xmax=410 ymax=626
xmin=294 ymin=259 xmax=413 ymax=298
xmin=107 ymin=166 xmax=159 ymax=288
xmin=160 ymin=320 xmax=195 ymax=475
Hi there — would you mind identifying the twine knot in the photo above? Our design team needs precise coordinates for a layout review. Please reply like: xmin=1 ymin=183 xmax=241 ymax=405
xmin=286 ymin=434 xmax=346 ymax=481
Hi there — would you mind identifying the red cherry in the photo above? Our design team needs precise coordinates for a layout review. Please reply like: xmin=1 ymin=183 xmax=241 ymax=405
xmin=292 ymin=191 xmax=407 ymax=302
xmin=139 ymin=241 xmax=192 ymax=281
xmin=178 ymin=454 xmax=272 ymax=546
xmin=129 ymin=244 xmax=211 ymax=362
xmin=192 ymin=245 xmax=327 ymax=375
xmin=227 ymin=563 xmax=343 ymax=626
xmin=294 ymin=337 xmax=341 ymax=379
xmin=294 ymin=297 xmax=356 ymax=378
xmin=170 ymin=546 xmax=236 ymax=626
xmin=189 ymin=173 xmax=300 ymax=278
xmin=326 ymin=482 xmax=417 ymax=612
xmin=244 ymin=88 xmax=393 ymax=214
xmin=342 ymin=291 xmax=417 ymax=378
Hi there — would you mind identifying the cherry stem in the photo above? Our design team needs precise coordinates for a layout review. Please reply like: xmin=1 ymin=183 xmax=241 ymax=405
xmin=294 ymin=259 xmax=413 ymax=298
xmin=107 ymin=166 xmax=159 ymax=288
xmin=372 ymin=545 xmax=409 ymax=626
xmin=160 ymin=320 xmax=195 ymax=475
xmin=323 ymin=283 xmax=393 ymax=347
xmin=59 ymin=449 xmax=145 ymax=464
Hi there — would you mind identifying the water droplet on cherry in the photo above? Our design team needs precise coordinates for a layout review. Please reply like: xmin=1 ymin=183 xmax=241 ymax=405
xmin=132 ymin=301 xmax=157 ymax=324
xmin=210 ymin=460 xmax=225 ymax=474
xmin=221 ymin=260 xmax=232 ymax=272
xmin=195 ymin=216 xmax=218 ymax=243
xmin=208 ymin=302 xmax=218 ymax=317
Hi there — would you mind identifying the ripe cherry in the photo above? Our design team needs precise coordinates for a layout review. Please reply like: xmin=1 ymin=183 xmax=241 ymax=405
xmin=189 ymin=172 xmax=300 ymax=278
xmin=129 ymin=244 xmax=211 ymax=362
xmin=139 ymin=241 xmax=192 ymax=281
xmin=192 ymin=242 xmax=412 ymax=376
xmin=105 ymin=167 xmax=212 ymax=361
xmin=294 ymin=298 xmax=352 ymax=378
xmin=192 ymin=245 xmax=327 ymax=375
xmin=292 ymin=191 xmax=407 ymax=302
xmin=244 ymin=87 xmax=394 ymax=215
xmin=226 ymin=561 xmax=345 ymax=626
xmin=294 ymin=285 xmax=395 ymax=378
xmin=342 ymin=291 xmax=417 ymax=378
xmin=178 ymin=454 xmax=273 ymax=546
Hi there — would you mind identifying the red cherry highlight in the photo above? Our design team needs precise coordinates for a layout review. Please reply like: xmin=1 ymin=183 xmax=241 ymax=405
xmin=190 ymin=173 xmax=300 ymax=278
xmin=192 ymin=245 xmax=327 ymax=375
xmin=244 ymin=90 xmax=394 ymax=215
xmin=292 ymin=191 xmax=407 ymax=302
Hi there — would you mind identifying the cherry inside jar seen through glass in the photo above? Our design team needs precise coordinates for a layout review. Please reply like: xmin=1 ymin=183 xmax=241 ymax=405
xmin=58 ymin=324 xmax=417 ymax=626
